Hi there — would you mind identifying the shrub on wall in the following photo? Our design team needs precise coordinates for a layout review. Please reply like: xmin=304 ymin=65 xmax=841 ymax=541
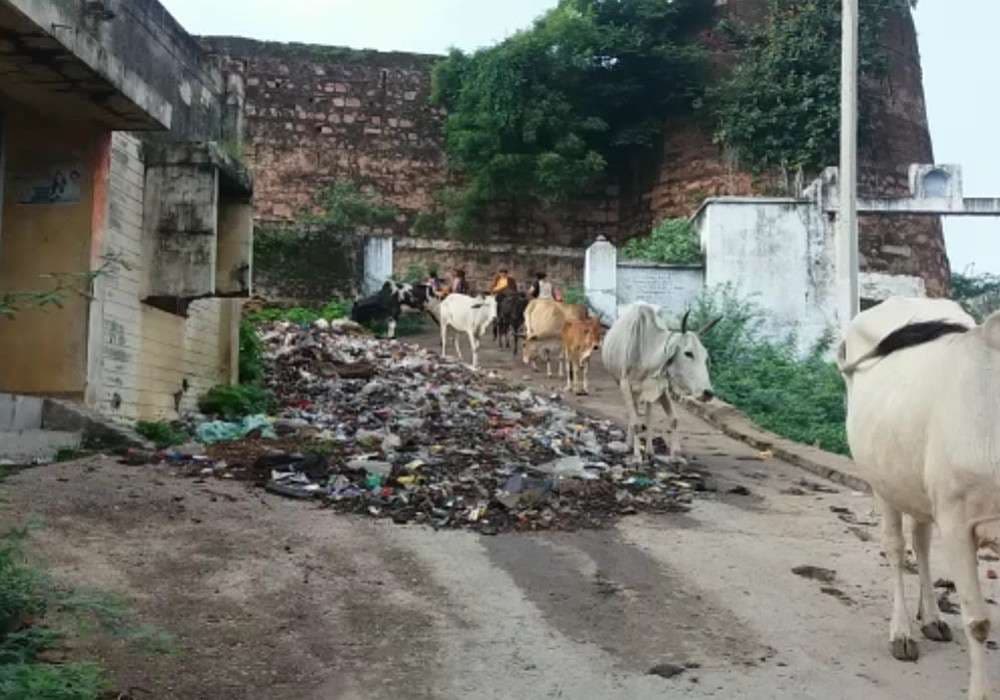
xmin=620 ymin=218 xmax=701 ymax=265
xmin=713 ymin=0 xmax=917 ymax=173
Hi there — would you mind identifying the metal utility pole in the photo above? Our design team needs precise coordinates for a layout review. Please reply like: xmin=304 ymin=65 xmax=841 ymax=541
xmin=838 ymin=0 xmax=860 ymax=326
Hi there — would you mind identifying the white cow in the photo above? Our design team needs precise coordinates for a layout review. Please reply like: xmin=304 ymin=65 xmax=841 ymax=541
xmin=837 ymin=296 xmax=1000 ymax=698
xmin=602 ymin=303 xmax=719 ymax=462
xmin=438 ymin=293 xmax=498 ymax=370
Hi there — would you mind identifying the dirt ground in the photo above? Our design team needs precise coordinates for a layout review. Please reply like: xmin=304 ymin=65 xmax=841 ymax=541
xmin=3 ymin=328 xmax=999 ymax=699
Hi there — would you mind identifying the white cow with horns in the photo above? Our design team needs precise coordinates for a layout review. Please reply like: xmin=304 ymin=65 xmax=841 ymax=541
xmin=837 ymin=296 xmax=1000 ymax=699
xmin=438 ymin=293 xmax=498 ymax=370
xmin=601 ymin=304 xmax=720 ymax=462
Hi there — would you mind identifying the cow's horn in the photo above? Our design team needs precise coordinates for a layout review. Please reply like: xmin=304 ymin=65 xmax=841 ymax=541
xmin=681 ymin=310 xmax=691 ymax=334
xmin=699 ymin=316 xmax=723 ymax=336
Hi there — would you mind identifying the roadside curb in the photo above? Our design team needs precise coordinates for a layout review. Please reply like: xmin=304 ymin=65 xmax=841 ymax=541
xmin=680 ymin=396 xmax=871 ymax=494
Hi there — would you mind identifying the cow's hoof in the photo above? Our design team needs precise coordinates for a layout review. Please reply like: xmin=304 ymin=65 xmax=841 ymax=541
xmin=890 ymin=636 xmax=920 ymax=662
xmin=921 ymin=620 xmax=953 ymax=643
xmin=575 ymin=390 xmax=589 ymax=396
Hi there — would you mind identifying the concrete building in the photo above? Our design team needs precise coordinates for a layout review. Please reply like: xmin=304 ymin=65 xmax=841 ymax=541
xmin=0 ymin=0 xmax=253 ymax=429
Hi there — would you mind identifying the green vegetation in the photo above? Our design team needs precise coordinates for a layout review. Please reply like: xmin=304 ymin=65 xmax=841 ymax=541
xmin=713 ymin=0 xmax=915 ymax=173
xmin=198 ymin=384 xmax=276 ymax=420
xmin=238 ymin=319 xmax=265 ymax=385
xmin=427 ymin=0 xmax=916 ymax=229
xmin=0 ymin=528 xmax=143 ymax=700
xmin=0 ymin=527 xmax=178 ymax=699
xmin=244 ymin=299 xmax=351 ymax=327
xmin=562 ymin=285 xmax=586 ymax=306
xmin=53 ymin=449 xmax=89 ymax=464
xmin=302 ymin=182 xmax=399 ymax=230
xmin=253 ymin=182 xmax=398 ymax=302
xmin=401 ymin=264 xmax=431 ymax=284
xmin=620 ymin=218 xmax=701 ymax=265
xmin=135 ymin=421 xmax=189 ymax=450
xmin=430 ymin=0 xmax=710 ymax=234
xmin=692 ymin=287 xmax=848 ymax=455
xmin=951 ymin=270 xmax=1000 ymax=322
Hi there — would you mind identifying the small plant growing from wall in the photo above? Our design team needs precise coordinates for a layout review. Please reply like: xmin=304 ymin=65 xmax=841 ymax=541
xmin=0 ymin=253 xmax=127 ymax=320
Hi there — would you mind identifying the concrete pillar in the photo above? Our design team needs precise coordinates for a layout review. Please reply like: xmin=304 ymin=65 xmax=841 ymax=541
xmin=584 ymin=236 xmax=617 ymax=325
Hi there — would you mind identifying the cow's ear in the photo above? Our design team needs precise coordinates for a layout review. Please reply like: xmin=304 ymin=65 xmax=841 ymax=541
xmin=664 ymin=335 xmax=682 ymax=366
xmin=983 ymin=311 xmax=1000 ymax=350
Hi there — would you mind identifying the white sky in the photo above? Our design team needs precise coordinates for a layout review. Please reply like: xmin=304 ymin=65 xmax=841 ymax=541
xmin=162 ymin=0 xmax=1000 ymax=274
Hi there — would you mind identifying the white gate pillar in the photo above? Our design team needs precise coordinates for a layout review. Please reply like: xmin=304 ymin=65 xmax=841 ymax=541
xmin=585 ymin=236 xmax=618 ymax=325
xmin=362 ymin=236 xmax=394 ymax=296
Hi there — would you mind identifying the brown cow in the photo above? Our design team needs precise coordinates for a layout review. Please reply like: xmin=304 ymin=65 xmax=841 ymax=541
xmin=561 ymin=317 xmax=604 ymax=395
xmin=522 ymin=299 xmax=588 ymax=376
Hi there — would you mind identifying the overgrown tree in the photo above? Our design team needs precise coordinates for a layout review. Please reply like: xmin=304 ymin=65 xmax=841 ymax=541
xmin=713 ymin=0 xmax=917 ymax=173
xmin=430 ymin=0 xmax=711 ymax=235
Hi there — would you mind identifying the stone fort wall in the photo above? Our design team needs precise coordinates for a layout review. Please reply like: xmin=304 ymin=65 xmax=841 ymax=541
xmin=204 ymin=2 xmax=950 ymax=299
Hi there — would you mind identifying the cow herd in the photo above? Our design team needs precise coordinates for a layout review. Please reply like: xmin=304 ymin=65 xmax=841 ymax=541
xmin=352 ymin=280 xmax=720 ymax=465
xmin=353 ymin=279 xmax=1000 ymax=699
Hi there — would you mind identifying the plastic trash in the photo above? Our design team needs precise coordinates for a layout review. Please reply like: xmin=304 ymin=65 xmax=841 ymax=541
xmin=196 ymin=415 xmax=276 ymax=444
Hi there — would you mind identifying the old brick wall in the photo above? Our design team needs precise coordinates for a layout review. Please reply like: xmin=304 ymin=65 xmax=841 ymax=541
xmin=207 ymin=0 xmax=949 ymax=299
xmin=201 ymin=37 xmax=448 ymax=230
xmin=203 ymin=37 xmax=623 ymax=247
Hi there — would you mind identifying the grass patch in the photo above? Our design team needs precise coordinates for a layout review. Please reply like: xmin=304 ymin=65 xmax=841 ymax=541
xmin=198 ymin=384 xmax=275 ymax=420
xmin=135 ymin=421 xmax=188 ymax=450
xmin=691 ymin=286 xmax=848 ymax=455
xmin=0 ymin=529 xmax=111 ymax=700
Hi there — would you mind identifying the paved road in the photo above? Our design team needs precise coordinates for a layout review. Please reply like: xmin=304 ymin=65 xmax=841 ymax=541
xmin=2 ymin=329 xmax=997 ymax=699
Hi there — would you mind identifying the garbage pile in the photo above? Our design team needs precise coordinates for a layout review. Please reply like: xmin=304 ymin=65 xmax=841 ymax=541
xmin=193 ymin=320 xmax=709 ymax=534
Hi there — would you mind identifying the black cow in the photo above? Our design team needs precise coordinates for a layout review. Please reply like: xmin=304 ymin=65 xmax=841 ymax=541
xmin=350 ymin=281 xmax=433 ymax=338
xmin=494 ymin=291 xmax=529 ymax=354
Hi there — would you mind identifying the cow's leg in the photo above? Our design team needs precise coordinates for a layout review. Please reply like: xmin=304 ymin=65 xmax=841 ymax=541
xmin=913 ymin=520 xmax=952 ymax=643
xmin=879 ymin=496 xmax=919 ymax=661
xmin=454 ymin=333 xmax=463 ymax=362
xmin=657 ymin=392 xmax=685 ymax=466
xmin=387 ymin=316 xmax=397 ymax=339
xmin=564 ymin=351 xmax=573 ymax=392
xmin=642 ymin=399 xmax=655 ymax=457
xmin=616 ymin=377 xmax=643 ymax=460
xmin=581 ymin=359 xmax=590 ymax=395
xmin=939 ymin=513 xmax=990 ymax=700
xmin=468 ymin=331 xmax=479 ymax=369
xmin=545 ymin=348 xmax=553 ymax=378
xmin=440 ymin=323 xmax=448 ymax=358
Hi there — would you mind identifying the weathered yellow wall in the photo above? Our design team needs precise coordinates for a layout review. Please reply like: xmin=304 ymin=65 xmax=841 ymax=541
xmin=94 ymin=133 xmax=238 ymax=422
xmin=0 ymin=111 xmax=106 ymax=396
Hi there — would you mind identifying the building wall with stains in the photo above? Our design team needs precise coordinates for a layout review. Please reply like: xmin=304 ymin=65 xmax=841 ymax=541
xmin=91 ymin=133 xmax=237 ymax=421
xmin=0 ymin=109 xmax=107 ymax=396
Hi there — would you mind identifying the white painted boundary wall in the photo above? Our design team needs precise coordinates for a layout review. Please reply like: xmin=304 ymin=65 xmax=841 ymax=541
xmin=586 ymin=197 xmax=929 ymax=357
xmin=695 ymin=198 xmax=835 ymax=355
xmin=583 ymin=236 xmax=705 ymax=327
xmin=617 ymin=262 xmax=704 ymax=320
